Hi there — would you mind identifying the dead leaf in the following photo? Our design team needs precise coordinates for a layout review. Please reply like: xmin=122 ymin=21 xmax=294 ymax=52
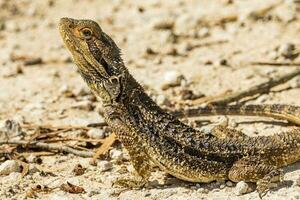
xmin=72 ymin=164 xmax=86 ymax=176
xmin=60 ymin=182 xmax=85 ymax=194
xmin=90 ymin=133 xmax=116 ymax=165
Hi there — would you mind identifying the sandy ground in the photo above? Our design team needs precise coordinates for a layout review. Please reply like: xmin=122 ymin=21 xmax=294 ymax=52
xmin=1 ymin=0 xmax=300 ymax=199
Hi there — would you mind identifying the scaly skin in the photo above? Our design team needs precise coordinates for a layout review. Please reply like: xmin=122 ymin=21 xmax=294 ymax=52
xmin=59 ymin=17 xmax=300 ymax=197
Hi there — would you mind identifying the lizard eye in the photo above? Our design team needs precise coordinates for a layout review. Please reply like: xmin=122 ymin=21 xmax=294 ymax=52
xmin=81 ymin=28 xmax=92 ymax=40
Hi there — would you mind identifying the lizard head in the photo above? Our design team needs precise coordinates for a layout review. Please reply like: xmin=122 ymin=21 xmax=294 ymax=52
xmin=59 ymin=17 xmax=128 ymax=105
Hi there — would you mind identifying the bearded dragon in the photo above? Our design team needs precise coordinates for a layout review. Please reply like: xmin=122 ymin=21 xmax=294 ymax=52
xmin=59 ymin=17 xmax=300 ymax=197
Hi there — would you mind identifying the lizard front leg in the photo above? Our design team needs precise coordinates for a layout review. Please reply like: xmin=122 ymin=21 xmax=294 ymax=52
xmin=113 ymin=145 xmax=152 ymax=188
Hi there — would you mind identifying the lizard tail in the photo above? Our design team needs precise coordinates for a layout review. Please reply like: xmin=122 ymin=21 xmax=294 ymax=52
xmin=173 ymin=104 xmax=300 ymax=126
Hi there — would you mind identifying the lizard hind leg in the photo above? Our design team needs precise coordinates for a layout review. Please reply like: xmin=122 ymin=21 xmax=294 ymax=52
xmin=228 ymin=157 xmax=283 ymax=198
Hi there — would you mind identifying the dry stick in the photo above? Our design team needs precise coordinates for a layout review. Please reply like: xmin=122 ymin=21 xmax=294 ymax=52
xmin=22 ymin=122 xmax=107 ymax=131
xmin=205 ymin=69 xmax=300 ymax=105
xmin=0 ymin=140 xmax=94 ymax=158
xmin=18 ymin=152 xmax=55 ymax=157
xmin=40 ymin=137 xmax=105 ymax=143
xmin=90 ymin=133 xmax=116 ymax=165
xmin=187 ymin=40 xmax=228 ymax=51
xmin=250 ymin=61 xmax=300 ymax=67
xmin=22 ymin=124 xmax=89 ymax=130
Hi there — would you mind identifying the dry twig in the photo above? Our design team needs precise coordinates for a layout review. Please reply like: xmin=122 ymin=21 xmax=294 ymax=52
xmin=0 ymin=140 xmax=94 ymax=157
xmin=204 ymin=69 xmax=300 ymax=105
xmin=250 ymin=61 xmax=300 ymax=67
xmin=90 ymin=133 xmax=116 ymax=165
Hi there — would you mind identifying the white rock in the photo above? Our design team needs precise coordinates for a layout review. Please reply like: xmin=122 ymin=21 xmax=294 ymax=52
xmin=229 ymin=120 xmax=238 ymax=128
xmin=155 ymin=94 xmax=170 ymax=106
xmin=226 ymin=181 xmax=234 ymax=187
xmin=161 ymin=70 xmax=184 ymax=90
xmin=217 ymin=116 xmax=229 ymax=127
xmin=87 ymin=128 xmax=105 ymax=139
xmin=110 ymin=149 xmax=124 ymax=161
xmin=98 ymin=161 xmax=112 ymax=172
xmin=0 ymin=160 xmax=21 ymax=175
xmin=58 ymin=84 xmax=70 ymax=94
xmin=234 ymin=181 xmax=251 ymax=195
xmin=175 ymin=14 xmax=197 ymax=35
xmin=220 ymin=184 xmax=226 ymax=189
xmin=278 ymin=43 xmax=297 ymax=59
xmin=197 ymin=188 xmax=209 ymax=194
xmin=198 ymin=27 xmax=210 ymax=38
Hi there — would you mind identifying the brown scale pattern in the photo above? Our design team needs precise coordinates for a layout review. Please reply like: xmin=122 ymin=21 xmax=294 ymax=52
xmin=59 ymin=17 xmax=300 ymax=197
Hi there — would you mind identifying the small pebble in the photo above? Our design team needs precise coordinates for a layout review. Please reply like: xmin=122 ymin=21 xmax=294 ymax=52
xmin=278 ymin=43 xmax=298 ymax=59
xmin=155 ymin=94 xmax=171 ymax=106
xmin=110 ymin=149 xmax=124 ymax=161
xmin=198 ymin=27 xmax=210 ymax=38
xmin=190 ymin=186 xmax=197 ymax=190
xmin=217 ymin=116 xmax=229 ymax=127
xmin=87 ymin=128 xmax=105 ymax=139
xmin=197 ymin=188 xmax=209 ymax=194
xmin=26 ymin=154 xmax=37 ymax=163
xmin=234 ymin=181 xmax=251 ymax=195
xmin=229 ymin=120 xmax=238 ymax=128
xmin=161 ymin=70 xmax=184 ymax=90
xmin=226 ymin=181 xmax=234 ymax=187
xmin=59 ymin=85 xmax=74 ymax=97
xmin=0 ymin=160 xmax=21 ymax=175
xmin=98 ymin=161 xmax=113 ymax=172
